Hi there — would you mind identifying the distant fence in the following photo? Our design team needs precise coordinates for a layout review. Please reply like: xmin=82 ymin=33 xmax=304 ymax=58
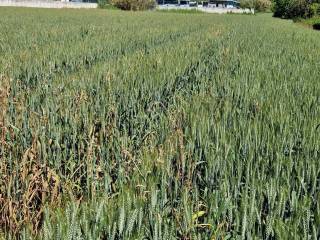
xmin=200 ymin=7 xmax=253 ymax=14
xmin=158 ymin=5 xmax=254 ymax=14
xmin=0 ymin=0 xmax=97 ymax=8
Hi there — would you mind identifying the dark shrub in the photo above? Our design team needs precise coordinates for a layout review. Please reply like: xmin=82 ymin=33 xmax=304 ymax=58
xmin=273 ymin=0 xmax=310 ymax=18
xmin=313 ymin=22 xmax=320 ymax=29
xmin=110 ymin=0 xmax=156 ymax=10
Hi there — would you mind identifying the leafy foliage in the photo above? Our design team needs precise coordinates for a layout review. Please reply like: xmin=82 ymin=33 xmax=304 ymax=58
xmin=97 ymin=0 xmax=109 ymax=8
xmin=240 ymin=0 xmax=272 ymax=12
xmin=310 ymin=3 xmax=320 ymax=16
xmin=313 ymin=20 xmax=320 ymax=28
xmin=298 ymin=15 xmax=320 ymax=29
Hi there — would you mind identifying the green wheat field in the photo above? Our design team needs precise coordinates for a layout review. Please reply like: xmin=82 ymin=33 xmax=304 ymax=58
xmin=0 ymin=7 xmax=319 ymax=240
